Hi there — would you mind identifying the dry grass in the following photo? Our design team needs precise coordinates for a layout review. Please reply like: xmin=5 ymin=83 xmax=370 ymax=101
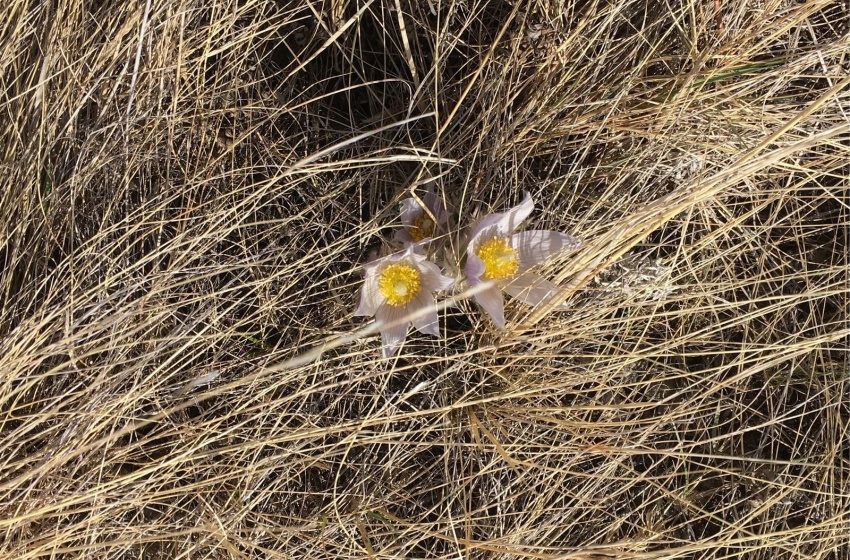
xmin=1 ymin=0 xmax=848 ymax=558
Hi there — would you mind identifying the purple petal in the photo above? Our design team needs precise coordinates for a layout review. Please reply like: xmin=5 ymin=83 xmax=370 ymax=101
xmin=354 ymin=261 xmax=385 ymax=317
xmin=392 ymin=229 xmax=415 ymax=246
xmin=474 ymin=284 xmax=506 ymax=329
xmin=409 ymin=291 xmax=440 ymax=337
xmin=376 ymin=245 xmax=414 ymax=265
xmin=510 ymin=230 xmax=583 ymax=271
xmin=503 ymin=272 xmax=566 ymax=308
xmin=375 ymin=303 xmax=410 ymax=358
xmin=399 ymin=198 xmax=423 ymax=228
xmin=464 ymin=252 xmax=486 ymax=285
xmin=417 ymin=258 xmax=455 ymax=292
xmin=363 ymin=257 xmax=383 ymax=274
xmin=422 ymin=185 xmax=450 ymax=225
xmin=468 ymin=213 xmax=502 ymax=244
xmin=356 ymin=247 xmax=420 ymax=319
xmin=422 ymin=186 xmax=439 ymax=215
xmin=495 ymin=192 xmax=534 ymax=236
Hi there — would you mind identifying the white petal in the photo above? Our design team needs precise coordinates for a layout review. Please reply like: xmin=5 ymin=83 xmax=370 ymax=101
xmin=375 ymin=304 xmax=410 ymax=358
xmin=407 ymin=243 xmax=426 ymax=256
xmin=495 ymin=192 xmax=534 ymax=236
xmin=355 ymin=246 xmax=412 ymax=319
xmin=399 ymin=198 xmax=423 ymax=228
xmin=422 ymin=186 xmax=438 ymax=213
xmin=503 ymin=272 xmax=565 ymax=307
xmin=423 ymin=186 xmax=450 ymax=225
xmin=392 ymin=229 xmax=415 ymax=246
xmin=407 ymin=248 xmax=428 ymax=264
xmin=363 ymin=257 xmax=384 ymax=273
xmin=399 ymin=244 xmax=419 ymax=260
xmin=375 ymin=245 xmax=413 ymax=265
xmin=416 ymin=258 xmax=455 ymax=292
xmin=409 ymin=291 xmax=440 ymax=337
xmin=474 ymin=283 xmax=506 ymax=329
xmin=468 ymin=213 xmax=502 ymax=244
xmin=354 ymin=269 xmax=383 ymax=317
xmin=510 ymin=230 xmax=583 ymax=271
xmin=411 ymin=252 xmax=455 ymax=293
xmin=464 ymin=252 xmax=486 ymax=285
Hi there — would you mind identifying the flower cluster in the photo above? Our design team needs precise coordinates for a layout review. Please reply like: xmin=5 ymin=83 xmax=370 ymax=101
xmin=355 ymin=186 xmax=582 ymax=357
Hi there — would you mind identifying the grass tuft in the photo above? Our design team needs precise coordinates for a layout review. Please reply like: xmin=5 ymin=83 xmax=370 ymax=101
xmin=1 ymin=0 xmax=848 ymax=558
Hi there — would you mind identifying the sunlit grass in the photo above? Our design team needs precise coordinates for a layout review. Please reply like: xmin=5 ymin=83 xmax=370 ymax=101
xmin=1 ymin=0 xmax=848 ymax=558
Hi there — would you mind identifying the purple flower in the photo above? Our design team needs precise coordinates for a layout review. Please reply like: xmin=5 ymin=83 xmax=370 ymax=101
xmin=355 ymin=245 xmax=455 ymax=357
xmin=393 ymin=184 xmax=450 ymax=246
xmin=464 ymin=193 xmax=582 ymax=329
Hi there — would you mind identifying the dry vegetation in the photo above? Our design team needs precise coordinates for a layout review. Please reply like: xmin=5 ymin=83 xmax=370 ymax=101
xmin=1 ymin=0 xmax=849 ymax=558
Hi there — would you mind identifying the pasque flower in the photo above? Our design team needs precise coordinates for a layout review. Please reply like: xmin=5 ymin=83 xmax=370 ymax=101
xmin=464 ymin=193 xmax=582 ymax=329
xmin=393 ymin=184 xmax=450 ymax=245
xmin=355 ymin=245 xmax=455 ymax=357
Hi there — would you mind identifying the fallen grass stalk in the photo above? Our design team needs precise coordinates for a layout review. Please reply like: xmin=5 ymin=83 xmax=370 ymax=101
xmin=1 ymin=0 xmax=848 ymax=558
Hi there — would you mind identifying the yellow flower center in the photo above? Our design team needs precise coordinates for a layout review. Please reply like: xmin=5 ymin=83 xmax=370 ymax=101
xmin=477 ymin=237 xmax=519 ymax=280
xmin=409 ymin=214 xmax=435 ymax=242
xmin=378 ymin=263 xmax=421 ymax=306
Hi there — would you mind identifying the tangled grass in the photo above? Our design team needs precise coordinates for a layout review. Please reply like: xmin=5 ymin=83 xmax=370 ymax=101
xmin=1 ymin=0 xmax=848 ymax=558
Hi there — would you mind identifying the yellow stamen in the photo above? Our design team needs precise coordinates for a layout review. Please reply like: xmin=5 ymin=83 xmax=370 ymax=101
xmin=378 ymin=263 xmax=421 ymax=306
xmin=477 ymin=237 xmax=519 ymax=280
xmin=409 ymin=213 xmax=435 ymax=242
